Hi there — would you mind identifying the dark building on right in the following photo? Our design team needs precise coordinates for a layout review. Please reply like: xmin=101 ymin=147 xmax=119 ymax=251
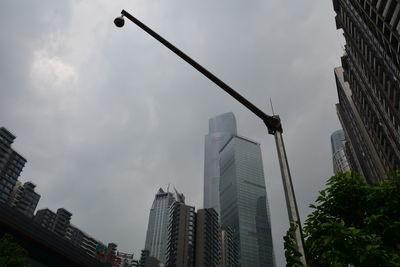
xmin=332 ymin=0 xmax=400 ymax=182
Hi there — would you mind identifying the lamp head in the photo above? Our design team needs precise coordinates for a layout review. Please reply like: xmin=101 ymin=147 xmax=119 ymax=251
xmin=114 ymin=15 xmax=125 ymax=28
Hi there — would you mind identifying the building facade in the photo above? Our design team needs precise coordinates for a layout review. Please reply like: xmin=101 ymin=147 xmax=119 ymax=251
xmin=195 ymin=208 xmax=220 ymax=267
xmin=9 ymin=181 xmax=40 ymax=218
xmin=335 ymin=67 xmax=387 ymax=182
xmin=219 ymin=136 xmax=274 ymax=267
xmin=67 ymin=224 xmax=105 ymax=258
xmin=0 ymin=203 xmax=111 ymax=267
xmin=333 ymin=0 xmax=400 ymax=181
xmin=144 ymin=187 xmax=183 ymax=263
xmin=220 ymin=227 xmax=238 ymax=267
xmin=140 ymin=249 xmax=160 ymax=267
xmin=330 ymin=129 xmax=351 ymax=174
xmin=204 ymin=112 xmax=237 ymax=216
xmin=34 ymin=207 xmax=72 ymax=238
xmin=0 ymin=127 xmax=26 ymax=204
xmin=165 ymin=202 xmax=196 ymax=267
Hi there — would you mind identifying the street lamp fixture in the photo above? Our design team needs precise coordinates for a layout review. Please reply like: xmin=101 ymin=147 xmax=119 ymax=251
xmin=114 ymin=9 xmax=306 ymax=264
xmin=114 ymin=15 xmax=125 ymax=28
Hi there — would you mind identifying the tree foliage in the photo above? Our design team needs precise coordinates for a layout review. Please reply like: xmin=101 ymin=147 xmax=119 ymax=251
xmin=284 ymin=171 xmax=400 ymax=266
xmin=283 ymin=221 xmax=304 ymax=267
xmin=0 ymin=233 xmax=31 ymax=267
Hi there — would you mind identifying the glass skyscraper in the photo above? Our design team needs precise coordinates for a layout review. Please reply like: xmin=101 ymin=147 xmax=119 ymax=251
xmin=144 ymin=187 xmax=184 ymax=263
xmin=219 ymin=135 xmax=274 ymax=267
xmin=204 ymin=112 xmax=237 ymax=216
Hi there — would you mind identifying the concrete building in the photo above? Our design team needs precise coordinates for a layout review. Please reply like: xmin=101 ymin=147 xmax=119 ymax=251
xmin=219 ymin=135 xmax=274 ymax=267
xmin=0 ymin=127 xmax=26 ymax=204
xmin=144 ymin=187 xmax=184 ymax=263
xmin=165 ymin=202 xmax=196 ymax=267
xmin=9 ymin=181 xmax=40 ymax=218
xmin=195 ymin=208 xmax=220 ymax=267
xmin=204 ymin=112 xmax=237 ymax=216
xmin=66 ymin=224 xmax=105 ymax=258
xmin=140 ymin=249 xmax=161 ymax=267
xmin=334 ymin=67 xmax=387 ymax=182
xmin=333 ymin=0 xmax=400 ymax=181
xmin=0 ymin=203 xmax=111 ymax=267
xmin=116 ymin=252 xmax=137 ymax=267
xmin=220 ymin=227 xmax=238 ymax=267
xmin=34 ymin=207 xmax=72 ymax=238
xmin=330 ymin=129 xmax=351 ymax=174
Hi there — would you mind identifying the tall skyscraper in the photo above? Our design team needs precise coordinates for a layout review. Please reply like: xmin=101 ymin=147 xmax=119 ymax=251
xmin=144 ymin=187 xmax=184 ymax=263
xmin=219 ymin=135 xmax=274 ymax=267
xmin=0 ymin=127 xmax=27 ymax=204
xmin=204 ymin=112 xmax=237 ymax=216
xmin=195 ymin=208 xmax=220 ymax=267
xmin=330 ymin=129 xmax=351 ymax=174
xmin=332 ymin=0 xmax=400 ymax=182
xmin=9 ymin=181 xmax=41 ymax=218
xmin=165 ymin=202 xmax=196 ymax=267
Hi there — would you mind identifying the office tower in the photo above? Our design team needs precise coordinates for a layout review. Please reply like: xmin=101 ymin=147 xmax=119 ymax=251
xmin=220 ymin=135 xmax=274 ymax=267
xmin=195 ymin=208 xmax=220 ymax=267
xmin=0 ymin=127 xmax=27 ymax=204
xmin=34 ymin=207 xmax=72 ymax=237
xmin=144 ymin=187 xmax=184 ymax=263
xmin=330 ymin=130 xmax=351 ymax=174
xmin=9 ymin=181 xmax=41 ymax=218
xmin=165 ymin=202 xmax=196 ymax=267
xmin=220 ymin=227 xmax=238 ymax=267
xmin=332 ymin=0 xmax=400 ymax=182
xmin=204 ymin=112 xmax=237 ymax=216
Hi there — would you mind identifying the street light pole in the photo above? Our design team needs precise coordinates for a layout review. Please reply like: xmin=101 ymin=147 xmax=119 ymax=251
xmin=114 ymin=10 xmax=306 ymax=264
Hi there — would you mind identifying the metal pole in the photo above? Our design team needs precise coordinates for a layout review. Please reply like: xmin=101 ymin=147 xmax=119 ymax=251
xmin=116 ymin=10 xmax=307 ymax=264
xmin=274 ymin=129 xmax=306 ymax=265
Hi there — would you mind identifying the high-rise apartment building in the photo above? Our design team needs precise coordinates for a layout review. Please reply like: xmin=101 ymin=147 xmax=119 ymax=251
xmin=332 ymin=0 xmax=400 ymax=181
xmin=195 ymin=208 xmax=220 ymax=267
xmin=219 ymin=135 xmax=274 ymax=267
xmin=334 ymin=67 xmax=385 ymax=182
xmin=34 ymin=207 xmax=72 ymax=238
xmin=34 ymin=208 xmax=57 ymax=231
xmin=165 ymin=202 xmax=196 ymax=267
xmin=330 ymin=129 xmax=351 ymax=174
xmin=0 ymin=127 xmax=27 ymax=204
xmin=144 ymin=187 xmax=184 ymax=263
xmin=9 ymin=181 xmax=41 ymax=218
xmin=67 ymin=224 xmax=105 ymax=258
xmin=220 ymin=227 xmax=238 ymax=267
xmin=204 ymin=112 xmax=237 ymax=216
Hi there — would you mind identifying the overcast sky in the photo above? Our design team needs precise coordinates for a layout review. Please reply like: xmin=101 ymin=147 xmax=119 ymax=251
xmin=0 ymin=1 xmax=344 ymax=265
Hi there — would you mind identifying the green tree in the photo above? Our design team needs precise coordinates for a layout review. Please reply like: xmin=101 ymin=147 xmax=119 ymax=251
xmin=284 ymin=171 xmax=400 ymax=266
xmin=0 ymin=233 xmax=31 ymax=267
